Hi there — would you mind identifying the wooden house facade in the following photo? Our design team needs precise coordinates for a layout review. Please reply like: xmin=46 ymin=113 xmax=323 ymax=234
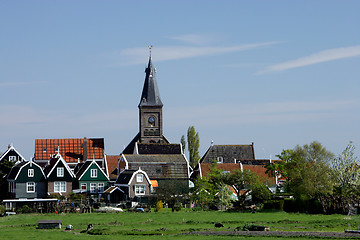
xmin=7 ymin=160 xmax=47 ymax=199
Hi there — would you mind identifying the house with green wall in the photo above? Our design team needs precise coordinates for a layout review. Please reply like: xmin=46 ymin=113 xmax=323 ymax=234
xmin=7 ymin=160 xmax=47 ymax=199
xmin=75 ymin=159 xmax=109 ymax=196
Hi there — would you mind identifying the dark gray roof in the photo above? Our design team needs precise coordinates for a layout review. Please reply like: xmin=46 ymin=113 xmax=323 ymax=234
xmin=201 ymin=144 xmax=255 ymax=164
xmin=7 ymin=162 xmax=27 ymax=180
xmin=124 ymin=154 xmax=188 ymax=180
xmin=116 ymin=169 xmax=137 ymax=184
xmin=122 ymin=133 xmax=170 ymax=154
xmin=137 ymin=143 xmax=182 ymax=154
xmin=138 ymin=57 xmax=163 ymax=107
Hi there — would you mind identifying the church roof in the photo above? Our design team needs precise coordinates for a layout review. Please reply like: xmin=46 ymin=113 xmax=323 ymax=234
xmin=138 ymin=56 xmax=163 ymax=107
xmin=123 ymin=154 xmax=189 ymax=180
xmin=136 ymin=143 xmax=182 ymax=154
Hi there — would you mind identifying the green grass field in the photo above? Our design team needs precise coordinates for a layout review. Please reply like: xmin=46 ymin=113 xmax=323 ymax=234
xmin=1 ymin=209 xmax=359 ymax=239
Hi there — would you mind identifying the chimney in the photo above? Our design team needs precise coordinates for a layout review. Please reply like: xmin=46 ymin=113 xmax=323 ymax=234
xmin=83 ymin=137 xmax=88 ymax=161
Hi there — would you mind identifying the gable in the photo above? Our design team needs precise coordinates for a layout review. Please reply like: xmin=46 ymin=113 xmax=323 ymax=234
xmin=0 ymin=146 xmax=26 ymax=163
xmin=47 ymin=158 xmax=74 ymax=181
xmin=15 ymin=162 xmax=46 ymax=183
xmin=78 ymin=161 xmax=109 ymax=181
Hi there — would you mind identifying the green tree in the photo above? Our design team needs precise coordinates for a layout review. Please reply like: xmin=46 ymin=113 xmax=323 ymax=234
xmin=227 ymin=169 xmax=271 ymax=208
xmin=215 ymin=182 xmax=233 ymax=210
xmin=180 ymin=135 xmax=186 ymax=154
xmin=319 ymin=142 xmax=360 ymax=214
xmin=191 ymin=176 xmax=216 ymax=210
xmin=187 ymin=126 xmax=200 ymax=169
xmin=266 ymin=141 xmax=334 ymax=212
xmin=0 ymin=159 xmax=15 ymax=199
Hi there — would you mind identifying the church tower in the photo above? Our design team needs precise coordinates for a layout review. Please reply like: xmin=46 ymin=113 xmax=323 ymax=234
xmin=138 ymin=53 xmax=165 ymax=143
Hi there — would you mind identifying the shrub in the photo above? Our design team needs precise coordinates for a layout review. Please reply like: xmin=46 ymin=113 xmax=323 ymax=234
xmin=0 ymin=205 xmax=6 ymax=215
xmin=18 ymin=205 xmax=33 ymax=214
xmin=155 ymin=200 xmax=163 ymax=212
xmin=173 ymin=202 xmax=182 ymax=211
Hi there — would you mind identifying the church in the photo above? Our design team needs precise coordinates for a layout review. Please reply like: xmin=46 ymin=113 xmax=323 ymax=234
xmin=116 ymin=53 xmax=190 ymax=197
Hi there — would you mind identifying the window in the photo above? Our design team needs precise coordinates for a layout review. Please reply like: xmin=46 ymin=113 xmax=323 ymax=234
xmin=81 ymin=183 xmax=87 ymax=190
xmin=136 ymin=174 xmax=143 ymax=182
xmin=57 ymin=167 xmax=64 ymax=177
xmin=9 ymin=182 xmax=15 ymax=193
xmin=9 ymin=156 xmax=17 ymax=162
xmin=135 ymin=185 xmax=146 ymax=195
xmin=43 ymin=148 xmax=47 ymax=152
xmin=26 ymin=182 xmax=35 ymax=193
xmin=98 ymin=183 xmax=104 ymax=193
xmin=90 ymin=183 xmax=97 ymax=193
xmin=217 ymin=157 xmax=223 ymax=163
xmin=28 ymin=169 xmax=34 ymax=177
xmin=91 ymin=169 xmax=97 ymax=178
xmin=54 ymin=181 xmax=66 ymax=192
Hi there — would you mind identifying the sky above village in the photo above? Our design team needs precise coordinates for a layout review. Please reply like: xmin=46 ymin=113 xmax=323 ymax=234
xmin=0 ymin=1 xmax=359 ymax=160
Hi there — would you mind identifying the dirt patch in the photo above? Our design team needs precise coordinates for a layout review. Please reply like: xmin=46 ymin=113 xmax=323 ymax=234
xmin=181 ymin=230 xmax=360 ymax=238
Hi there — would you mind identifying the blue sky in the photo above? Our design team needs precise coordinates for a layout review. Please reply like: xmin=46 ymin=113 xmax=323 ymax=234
xmin=1 ymin=0 xmax=359 ymax=160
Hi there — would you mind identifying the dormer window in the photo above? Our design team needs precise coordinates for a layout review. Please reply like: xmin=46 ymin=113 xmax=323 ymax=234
xmin=137 ymin=174 xmax=143 ymax=182
xmin=57 ymin=167 xmax=64 ymax=177
xmin=91 ymin=169 xmax=97 ymax=178
xmin=28 ymin=169 xmax=34 ymax=177
xmin=217 ymin=157 xmax=223 ymax=163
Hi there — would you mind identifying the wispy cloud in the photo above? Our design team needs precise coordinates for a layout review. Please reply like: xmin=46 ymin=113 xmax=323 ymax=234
xmin=258 ymin=45 xmax=360 ymax=74
xmin=167 ymin=34 xmax=219 ymax=45
xmin=0 ymin=81 xmax=47 ymax=87
xmin=118 ymin=42 xmax=280 ymax=65
xmin=166 ymin=100 xmax=358 ymax=127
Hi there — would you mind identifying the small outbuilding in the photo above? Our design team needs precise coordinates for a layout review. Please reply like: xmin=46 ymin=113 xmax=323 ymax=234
xmin=37 ymin=220 xmax=62 ymax=229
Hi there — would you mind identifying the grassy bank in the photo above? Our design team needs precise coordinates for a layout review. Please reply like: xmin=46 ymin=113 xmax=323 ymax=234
xmin=0 ymin=210 xmax=359 ymax=239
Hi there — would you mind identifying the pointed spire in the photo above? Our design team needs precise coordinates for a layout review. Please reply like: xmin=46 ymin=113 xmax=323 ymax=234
xmin=139 ymin=47 xmax=163 ymax=107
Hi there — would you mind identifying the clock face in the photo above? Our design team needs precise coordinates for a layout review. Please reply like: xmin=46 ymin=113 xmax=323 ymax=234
xmin=148 ymin=116 xmax=155 ymax=125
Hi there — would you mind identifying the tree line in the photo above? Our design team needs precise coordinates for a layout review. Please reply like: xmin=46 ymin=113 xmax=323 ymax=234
xmin=266 ymin=141 xmax=360 ymax=214
xmin=181 ymin=126 xmax=360 ymax=214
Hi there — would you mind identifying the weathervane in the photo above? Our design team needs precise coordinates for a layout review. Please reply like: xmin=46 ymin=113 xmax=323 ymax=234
xmin=148 ymin=45 xmax=153 ymax=57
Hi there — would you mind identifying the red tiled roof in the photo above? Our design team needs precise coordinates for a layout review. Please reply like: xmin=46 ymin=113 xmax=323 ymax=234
xmin=34 ymin=138 xmax=104 ymax=163
xmin=105 ymin=155 xmax=120 ymax=180
xmin=200 ymin=163 xmax=276 ymax=185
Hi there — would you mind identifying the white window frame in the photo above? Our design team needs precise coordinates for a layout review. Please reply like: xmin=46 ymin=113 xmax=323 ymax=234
xmin=217 ymin=156 xmax=223 ymax=163
xmin=136 ymin=174 xmax=143 ymax=182
xmin=26 ymin=182 xmax=35 ymax=193
xmin=54 ymin=181 xmax=66 ymax=192
xmin=135 ymin=185 xmax=146 ymax=195
xmin=90 ymin=183 xmax=97 ymax=193
xmin=90 ymin=169 xmax=97 ymax=178
xmin=98 ymin=183 xmax=104 ymax=193
xmin=9 ymin=156 xmax=17 ymax=162
xmin=81 ymin=183 xmax=87 ymax=190
xmin=57 ymin=167 xmax=64 ymax=177
xmin=28 ymin=169 xmax=34 ymax=177
xmin=9 ymin=181 xmax=15 ymax=193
